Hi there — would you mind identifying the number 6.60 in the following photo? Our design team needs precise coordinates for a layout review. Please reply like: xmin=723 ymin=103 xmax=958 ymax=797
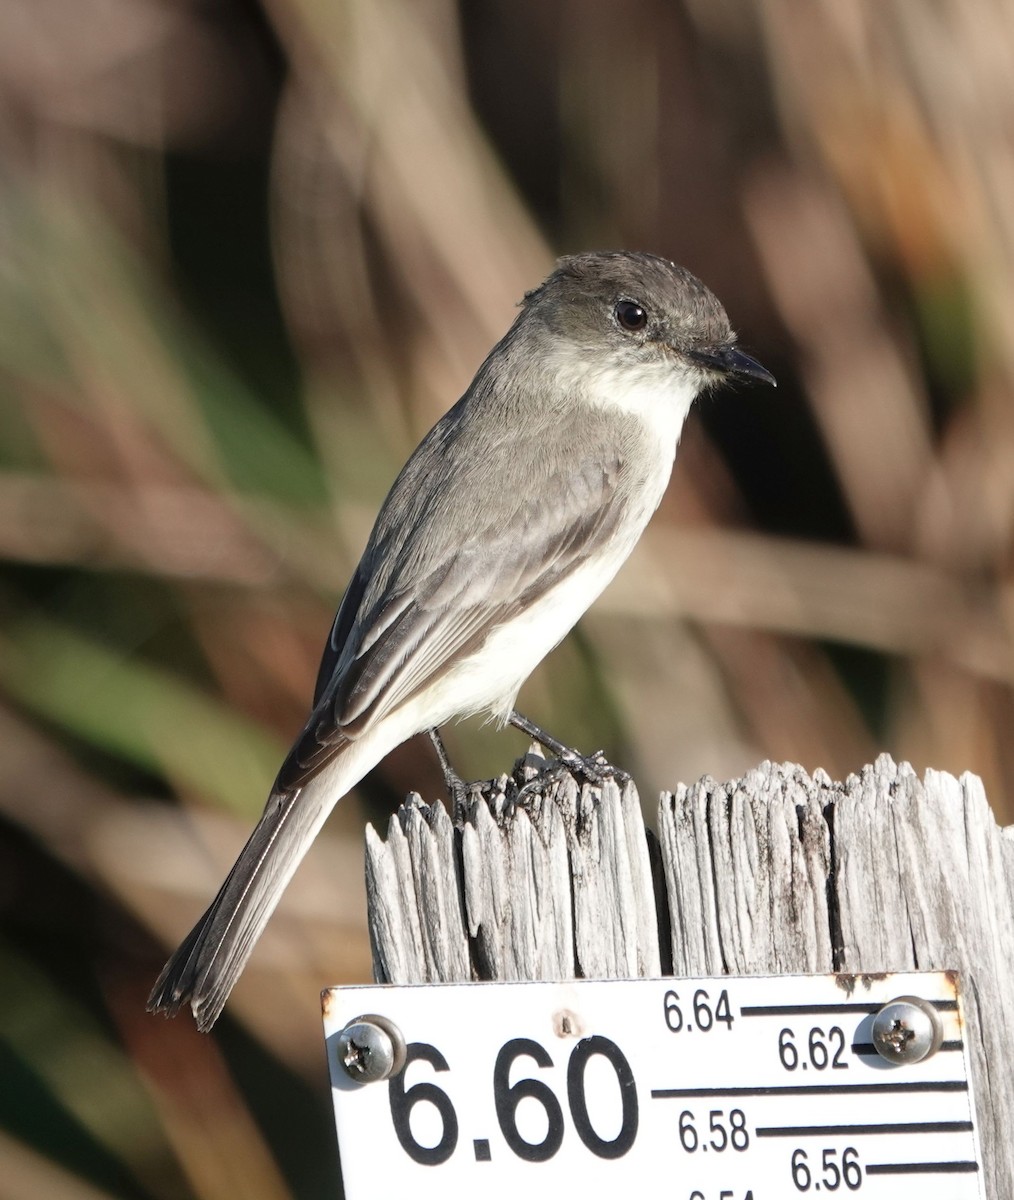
xmin=389 ymin=1036 xmax=639 ymax=1165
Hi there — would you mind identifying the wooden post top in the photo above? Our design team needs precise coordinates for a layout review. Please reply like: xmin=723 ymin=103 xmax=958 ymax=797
xmin=366 ymin=751 xmax=1013 ymax=1200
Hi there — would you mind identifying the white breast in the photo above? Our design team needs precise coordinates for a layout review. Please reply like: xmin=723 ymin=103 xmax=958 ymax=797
xmin=417 ymin=359 xmax=702 ymax=726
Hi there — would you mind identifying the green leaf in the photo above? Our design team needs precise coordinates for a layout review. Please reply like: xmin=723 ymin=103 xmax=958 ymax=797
xmin=2 ymin=619 xmax=284 ymax=815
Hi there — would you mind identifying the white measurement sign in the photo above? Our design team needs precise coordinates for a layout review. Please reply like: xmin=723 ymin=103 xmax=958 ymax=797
xmin=323 ymin=971 xmax=983 ymax=1200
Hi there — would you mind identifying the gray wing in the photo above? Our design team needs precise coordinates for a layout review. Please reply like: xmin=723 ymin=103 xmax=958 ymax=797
xmin=275 ymin=398 xmax=638 ymax=793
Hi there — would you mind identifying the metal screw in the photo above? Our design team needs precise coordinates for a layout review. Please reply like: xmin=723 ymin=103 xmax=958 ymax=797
xmin=335 ymin=1013 xmax=407 ymax=1084
xmin=871 ymin=995 xmax=943 ymax=1065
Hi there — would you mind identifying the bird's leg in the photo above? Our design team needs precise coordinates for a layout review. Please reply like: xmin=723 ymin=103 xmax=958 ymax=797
xmin=507 ymin=710 xmax=629 ymax=788
xmin=427 ymin=728 xmax=470 ymax=806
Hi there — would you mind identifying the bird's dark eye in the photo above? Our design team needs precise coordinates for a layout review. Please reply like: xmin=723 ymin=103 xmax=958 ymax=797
xmin=615 ymin=300 xmax=648 ymax=331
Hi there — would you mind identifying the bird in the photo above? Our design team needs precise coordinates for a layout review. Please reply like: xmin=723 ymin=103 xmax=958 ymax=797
xmin=148 ymin=250 xmax=774 ymax=1030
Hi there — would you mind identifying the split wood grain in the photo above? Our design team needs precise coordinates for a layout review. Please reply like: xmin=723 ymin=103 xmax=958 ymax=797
xmin=364 ymin=752 xmax=1012 ymax=1199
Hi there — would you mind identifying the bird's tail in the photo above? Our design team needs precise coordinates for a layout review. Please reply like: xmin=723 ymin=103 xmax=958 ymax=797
xmin=147 ymin=732 xmax=386 ymax=1031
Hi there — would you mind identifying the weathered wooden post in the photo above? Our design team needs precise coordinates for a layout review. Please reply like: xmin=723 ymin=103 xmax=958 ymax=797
xmin=363 ymin=752 xmax=1013 ymax=1199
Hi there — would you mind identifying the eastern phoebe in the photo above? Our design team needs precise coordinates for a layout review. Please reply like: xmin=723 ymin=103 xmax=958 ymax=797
xmin=148 ymin=250 xmax=774 ymax=1030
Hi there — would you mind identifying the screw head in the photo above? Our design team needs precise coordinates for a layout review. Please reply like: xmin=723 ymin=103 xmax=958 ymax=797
xmin=336 ymin=1014 xmax=406 ymax=1084
xmin=871 ymin=995 xmax=943 ymax=1065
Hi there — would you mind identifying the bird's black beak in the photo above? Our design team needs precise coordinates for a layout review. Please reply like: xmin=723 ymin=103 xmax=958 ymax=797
xmin=688 ymin=345 xmax=776 ymax=387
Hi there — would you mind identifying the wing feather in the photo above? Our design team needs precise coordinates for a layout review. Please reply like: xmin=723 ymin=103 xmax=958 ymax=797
xmin=275 ymin=397 xmax=641 ymax=794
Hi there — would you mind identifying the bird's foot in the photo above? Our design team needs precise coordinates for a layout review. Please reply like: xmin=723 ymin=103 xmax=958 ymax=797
xmin=426 ymin=727 xmax=473 ymax=807
xmin=507 ymin=711 xmax=630 ymax=799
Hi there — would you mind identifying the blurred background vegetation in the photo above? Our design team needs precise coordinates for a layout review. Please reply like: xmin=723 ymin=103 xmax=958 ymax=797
xmin=2 ymin=0 xmax=1013 ymax=1195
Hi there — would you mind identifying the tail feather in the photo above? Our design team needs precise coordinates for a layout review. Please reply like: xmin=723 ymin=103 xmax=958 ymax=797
xmin=148 ymin=744 xmax=368 ymax=1030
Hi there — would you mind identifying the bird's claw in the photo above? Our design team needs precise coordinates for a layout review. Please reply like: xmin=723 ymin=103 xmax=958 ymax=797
xmin=513 ymin=747 xmax=630 ymax=801
xmin=557 ymin=746 xmax=630 ymax=786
